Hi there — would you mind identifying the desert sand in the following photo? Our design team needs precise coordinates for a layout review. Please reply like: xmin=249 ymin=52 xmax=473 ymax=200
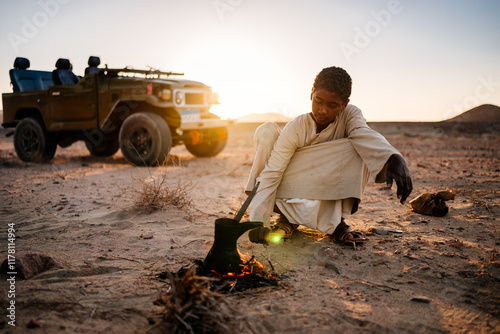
xmin=0 ymin=120 xmax=499 ymax=333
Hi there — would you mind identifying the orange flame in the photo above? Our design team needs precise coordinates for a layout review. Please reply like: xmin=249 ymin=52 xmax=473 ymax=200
xmin=210 ymin=252 xmax=274 ymax=278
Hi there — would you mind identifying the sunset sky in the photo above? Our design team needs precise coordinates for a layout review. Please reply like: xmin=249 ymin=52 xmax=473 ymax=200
xmin=0 ymin=0 xmax=499 ymax=121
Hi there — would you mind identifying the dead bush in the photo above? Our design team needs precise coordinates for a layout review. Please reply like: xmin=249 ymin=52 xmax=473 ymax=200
xmin=128 ymin=171 xmax=194 ymax=212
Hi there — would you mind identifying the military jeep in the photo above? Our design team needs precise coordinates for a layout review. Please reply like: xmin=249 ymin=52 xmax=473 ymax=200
xmin=1 ymin=56 xmax=232 ymax=166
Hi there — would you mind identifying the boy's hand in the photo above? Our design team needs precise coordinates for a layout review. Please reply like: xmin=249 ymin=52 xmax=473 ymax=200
xmin=248 ymin=227 xmax=271 ymax=245
xmin=386 ymin=154 xmax=413 ymax=204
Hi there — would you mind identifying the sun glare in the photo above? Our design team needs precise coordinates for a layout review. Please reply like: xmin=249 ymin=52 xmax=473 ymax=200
xmin=186 ymin=40 xmax=290 ymax=120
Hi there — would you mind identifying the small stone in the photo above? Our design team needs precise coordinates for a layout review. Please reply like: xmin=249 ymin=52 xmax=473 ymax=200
xmin=404 ymin=215 xmax=421 ymax=223
xmin=142 ymin=233 xmax=154 ymax=240
xmin=324 ymin=262 xmax=341 ymax=274
xmin=369 ymin=227 xmax=403 ymax=235
xmin=26 ymin=319 xmax=41 ymax=328
xmin=318 ymin=246 xmax=335 ymax=257
xmin=269 ymin=291 xmax=283 ymax=299
xmin=411 ymin=296 xmax=431 ymax=303
xmin=1 ymin=253 xmax=58 ymax=279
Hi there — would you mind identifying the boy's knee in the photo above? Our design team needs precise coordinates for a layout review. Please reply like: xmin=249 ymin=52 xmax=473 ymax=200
xmin=254 ymin=122 xmax=281 ymax=144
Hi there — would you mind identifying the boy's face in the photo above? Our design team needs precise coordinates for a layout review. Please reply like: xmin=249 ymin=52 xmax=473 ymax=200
xmin=311 ymin=89 xmax=349 ymax=127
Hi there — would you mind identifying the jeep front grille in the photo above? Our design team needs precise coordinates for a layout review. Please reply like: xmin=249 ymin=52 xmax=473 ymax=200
xmin=185 ymin=93 xmax=204 ymax=105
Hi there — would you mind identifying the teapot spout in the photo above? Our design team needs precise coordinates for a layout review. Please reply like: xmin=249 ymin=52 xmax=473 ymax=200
xmin=236 ymin=221 xmax=263 ymax=238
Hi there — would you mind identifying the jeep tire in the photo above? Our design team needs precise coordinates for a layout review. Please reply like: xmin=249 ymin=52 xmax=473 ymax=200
xmin=14 ymin=117 xmax=57 ymax=162
xmin=119 ymin=112 xmax=172 ymax=166
xmin=184 ymin=127 xmax=228 ymax=157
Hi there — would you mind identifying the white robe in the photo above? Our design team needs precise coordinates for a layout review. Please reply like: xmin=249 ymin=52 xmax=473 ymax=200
xmin=245 ymin=104 xmax=401 ymax=234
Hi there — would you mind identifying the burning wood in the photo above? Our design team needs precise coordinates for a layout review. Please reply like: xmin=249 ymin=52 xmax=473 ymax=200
xmin=206 ymin=253 xmax=280 ymax=293
xmin=158 ymin=254 xmax=281 ymax=294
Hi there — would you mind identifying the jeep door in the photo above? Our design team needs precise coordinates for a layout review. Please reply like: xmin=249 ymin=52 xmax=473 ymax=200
xmin=48 ymin=75 xmax=98 ymax=129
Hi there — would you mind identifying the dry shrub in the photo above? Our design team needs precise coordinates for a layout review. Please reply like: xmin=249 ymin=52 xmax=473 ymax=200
xmin=128 ymin=171 xmax=194 ymax=212
xmin=52 ymin=171 xmax=67 ymax=180
xmin=155 ymin=269 xmax=252 ymax=334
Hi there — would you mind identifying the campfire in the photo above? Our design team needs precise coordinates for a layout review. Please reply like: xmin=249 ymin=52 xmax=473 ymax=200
xmin=153 ymin=184 xmax=281 ymax=332
xmin=157 ymin=182 xmax=281 ymax=292
xmin=159 ymin=215 xmax=281 ymax=292
xmin=211 ymin=251 xmax=269 ymax=278
xmin=201 ymin=251 xmax=279 ymax=293
xmin=158 ymin=251 xmax=280 ymax=293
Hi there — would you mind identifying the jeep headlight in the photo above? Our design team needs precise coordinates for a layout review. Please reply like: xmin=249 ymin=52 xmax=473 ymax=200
xmin=159 ymin=89 xmax=172 ymax=101
xmin=175 ymin=91 xmax=184 ymax=104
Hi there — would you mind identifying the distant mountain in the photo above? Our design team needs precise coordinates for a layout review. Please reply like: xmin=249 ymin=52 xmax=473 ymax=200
xmin=237 ymin=112 xmax=293 ymax=123
xmin=443 ymin=104 xmax=500 ymax=123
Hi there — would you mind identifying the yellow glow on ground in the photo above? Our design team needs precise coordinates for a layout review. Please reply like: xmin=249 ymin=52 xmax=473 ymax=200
xmin=269 ymin=233 xmax=282 ymax=244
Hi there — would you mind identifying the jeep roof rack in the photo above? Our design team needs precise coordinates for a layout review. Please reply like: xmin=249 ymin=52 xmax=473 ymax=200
xmin=102 ymin=67 xmax=184 ymax=78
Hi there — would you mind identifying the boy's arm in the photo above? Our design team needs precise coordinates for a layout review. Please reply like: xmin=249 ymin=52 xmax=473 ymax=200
xmin=346 ymin=106 xmax=412 ymax=203
xmin=248 ymin=122 xmax=302 ymax=225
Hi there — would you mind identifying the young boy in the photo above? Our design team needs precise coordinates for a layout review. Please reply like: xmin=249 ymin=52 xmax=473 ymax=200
xmin=246 ymin=66 xmax=412 ymax=245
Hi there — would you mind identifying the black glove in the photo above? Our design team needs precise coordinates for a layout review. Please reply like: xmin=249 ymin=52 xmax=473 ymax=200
xmin=248 ymin=226 xmax=271 ymax=245
xmin=386 ymin=154 xmax=413 ymax=204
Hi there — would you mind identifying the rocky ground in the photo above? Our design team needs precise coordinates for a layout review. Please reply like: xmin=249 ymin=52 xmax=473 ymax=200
xmin=0 ymin=122 xmax=499 ymax=333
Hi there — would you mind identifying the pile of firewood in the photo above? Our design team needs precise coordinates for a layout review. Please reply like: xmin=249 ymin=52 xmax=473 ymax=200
xmin=154 ymin=269 xmax=255 ymax=334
